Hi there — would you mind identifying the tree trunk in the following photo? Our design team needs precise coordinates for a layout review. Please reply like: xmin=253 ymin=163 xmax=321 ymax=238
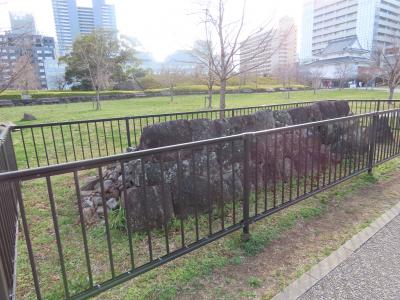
xmin=220 ymin=79 xmax=226 ymax=118
xmin=389 ymin=86 xmax=395 ymax=104
xmin=208 ymin=88 xmax=213 ymax=109
xmin=170 ymin=85 xmax=174 ymax=103
xmin=96 ymin=88 xmax=101 ymax=110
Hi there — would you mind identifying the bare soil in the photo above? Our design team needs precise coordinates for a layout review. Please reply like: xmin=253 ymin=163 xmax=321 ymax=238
xmin=174 ymin=171 xmax=400 ymax=300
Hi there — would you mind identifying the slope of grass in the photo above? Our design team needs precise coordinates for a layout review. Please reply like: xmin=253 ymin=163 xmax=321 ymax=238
xmin=0 ymin=89 xmax=396 ymax=125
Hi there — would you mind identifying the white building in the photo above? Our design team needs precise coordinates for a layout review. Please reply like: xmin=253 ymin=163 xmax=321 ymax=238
xmin=300 ymin=0 xmax=400 ymax=62
xmin=240 ymin=16 xmax=297 ymax=77
xmin=303 ymin=36 xmax=372 ymax=87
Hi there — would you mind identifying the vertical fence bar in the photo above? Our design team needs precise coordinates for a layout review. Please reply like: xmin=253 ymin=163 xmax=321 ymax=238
xmin=368 ymin=113 xmax=379 ymax=174
xmin=125 ymin=118 xmax=132 ymax=148
xmin=242 ymin=134 xmax=251 ymax=240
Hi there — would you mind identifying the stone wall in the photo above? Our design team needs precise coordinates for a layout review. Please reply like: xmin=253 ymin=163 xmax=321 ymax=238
xmin=80 ymin=101 xmax=380 ymax=231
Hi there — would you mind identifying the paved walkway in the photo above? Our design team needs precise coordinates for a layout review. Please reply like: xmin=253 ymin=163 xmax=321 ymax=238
xmin=273 ymin=202 xmax=400 ymax=300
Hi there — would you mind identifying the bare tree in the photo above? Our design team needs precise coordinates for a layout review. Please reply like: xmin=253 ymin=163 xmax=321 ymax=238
xmin=193 ymin=40 xmax=216 ymax=108
xmin=275 ymin=63 xmax=297 ymax=99
xmin=306 ymin=68 xmax=325 ymax=95
xmin=12 ymin=53 xmax=40 ymax=93
xmin=0 ymin=30 xmax=32 ymax=94
xmin=159 ymin=66 xmax=184 ymax=103
xmin=195 ymin=0 xmax=289 ymax=116
xmin=336 ymin=62 xmax=352 ymax=90
xmin=374 ymin=42 xmax=400 ymax=102
xmin=358 ymin=65 xmax=378 ymax=90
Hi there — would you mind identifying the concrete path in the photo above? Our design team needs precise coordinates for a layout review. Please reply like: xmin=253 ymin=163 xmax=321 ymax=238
xmin=273 ymin=201 xmax=400 ymax=300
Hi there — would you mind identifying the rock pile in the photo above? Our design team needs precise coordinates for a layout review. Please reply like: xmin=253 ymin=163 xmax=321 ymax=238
xmin=79 ymin=101 xmax=383 ymax=231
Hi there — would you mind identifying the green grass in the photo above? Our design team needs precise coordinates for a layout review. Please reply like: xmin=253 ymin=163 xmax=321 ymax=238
xmin=1 ymin=89 xmax=397 ymax=125
xmin=7 ymin=88 xmax=400 ymax=299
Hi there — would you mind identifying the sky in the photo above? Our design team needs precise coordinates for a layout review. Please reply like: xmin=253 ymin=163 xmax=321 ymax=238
xmin=0 ymin=0 xmax=305 ymax=62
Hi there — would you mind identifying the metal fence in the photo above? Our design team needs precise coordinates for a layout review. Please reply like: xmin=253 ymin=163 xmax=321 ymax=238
xmin=1 ymin=107 xmax=400 ymax=299
xmin=0 ymin=126 xmax=18 ymax=300
xmin=9 ymin=100 xmax=400 ymax=171
xmin=9 ymin=101 xmax=325 ymax=170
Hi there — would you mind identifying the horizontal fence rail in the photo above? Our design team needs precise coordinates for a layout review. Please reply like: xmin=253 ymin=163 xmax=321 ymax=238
xmin=0 ymin=126 xmax=18 ymax=300
xmin=1 ymin=107 xmax=400 ymax=299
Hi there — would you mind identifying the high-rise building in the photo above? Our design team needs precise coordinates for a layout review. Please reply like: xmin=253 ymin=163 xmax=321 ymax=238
xmin=300 ymin=0 xmax=400 ymax=62
xmin=9 ymin=13 xmax=37 ymax=35
xmin=240 ymin=16 xmax=297 ymax=77
xmin=52 ymin=0 xmax=117 ymax=56
xmin=0 ymin=32 xmax=56 ymax=89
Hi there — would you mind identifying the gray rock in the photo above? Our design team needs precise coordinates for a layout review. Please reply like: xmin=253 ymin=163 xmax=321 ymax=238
xmin=81 ymin=176 xmax=99 ymax=191
xmin=106 ymin=198 xmax=119 ymax=210
xmin=335 ymin=101 xmax=350 ymax=117
xmin=253 ymin=110 xmax=275 ymax=131
xmin=316 ymin=101 xmax=338 ymax=120
xmin=82 ymin=199 xmax=94 ymax=208
xmin=273 ymin=110 xmax=293 ymax=127
xmin=124 ymin=185 xmax=174 ymax=231
xmin=22 ymin=113 xmax=36 ymax=121
xmin=92 ymin=196 xmax=103 ymax=207
xmin=139 ymin=119 xmax=192 ymax=150
xmin=96 ymin=206 xmax=105 ymax=218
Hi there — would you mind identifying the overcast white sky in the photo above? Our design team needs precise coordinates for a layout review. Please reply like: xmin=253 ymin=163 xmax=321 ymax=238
xmin=0 ymin=0 xmax=305 ymax=61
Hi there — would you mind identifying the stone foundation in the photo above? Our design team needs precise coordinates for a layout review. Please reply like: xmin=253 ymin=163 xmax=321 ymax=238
xmin=80 ymin=101 xmax=384 ymax=231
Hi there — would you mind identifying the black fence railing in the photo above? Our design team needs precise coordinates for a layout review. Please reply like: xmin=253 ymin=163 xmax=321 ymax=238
xmin=0 ymin=126 xmax=18 ymax=300
xmin=1 ymin=107 xmax=400 ymax=299
xmin=9 ymin=101 xmax=326 ymax=170
xmin=9 ymin=100 xmax=400 ymax=171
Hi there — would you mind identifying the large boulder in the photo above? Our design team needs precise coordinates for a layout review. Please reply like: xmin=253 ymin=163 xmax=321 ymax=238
xmin=287 ymin=105 xmax=322 ymax=124
xmin=190 ymin=119 xmax=217 ymax=141
xmin=334 ymin=101 xmax=350 ymax=117
xmin=273 ymin=110 xmax=293 ymax=127
xmin=124 ymin=185 xmax=174 ymax=231
xmin=375 ymin=116 xmax=393 ymax=143
xmin=139 ymin=119 xmax=192 ymax=149
xmin=22 ymin=113 xmax=37 ymax=121
xmin=253 ymin=110 xmax=275 ymax=131
xmin=316 ymin=101 xmax=338 ymax=119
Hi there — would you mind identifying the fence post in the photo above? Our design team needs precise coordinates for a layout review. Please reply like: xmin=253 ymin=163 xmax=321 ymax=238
xmin=242 ymin=134 xmax=251 ymax=241
xmin=368 ymin=113 xmax=379 ymax=174
xmin=125 ymin=118 xmax=132 ymax=149
xmin=0 ymin=258 xmax=9 ymax=300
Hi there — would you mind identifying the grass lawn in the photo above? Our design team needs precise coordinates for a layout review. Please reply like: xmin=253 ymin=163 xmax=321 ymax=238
xmin=5 ymin=88 xmax=400 ymax=299
xmin=0 ymin=89 xmax=397 ymax=125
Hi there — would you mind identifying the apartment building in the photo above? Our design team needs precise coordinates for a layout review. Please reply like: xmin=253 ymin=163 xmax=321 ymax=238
xmin=300 ymin=0 xmax=400 ymax=62
xmin=240 ymin=16 xmax=297 ymax=77
xmin=0 ymin=33 xmax=56 ymax=89
xmin=52 ymin=0 xmax=117 ymax=56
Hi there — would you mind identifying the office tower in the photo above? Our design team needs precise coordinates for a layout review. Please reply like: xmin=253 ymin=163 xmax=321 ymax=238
xmin=0 ymin=32 xmax=56 ymax=89
xmin=9 ymin=13 xmax=37 ymax=35
xmin=300 ymin=0 xmax=400 ymax=61
xmin=240 ymin=16 xmax=298 ymax=77
xmin=52 ymin=0 xmax=117 ymax=56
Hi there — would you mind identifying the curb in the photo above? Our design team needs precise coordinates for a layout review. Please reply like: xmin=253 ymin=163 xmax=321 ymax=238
xmin=272 ymin=201 xmax=400 ymax=300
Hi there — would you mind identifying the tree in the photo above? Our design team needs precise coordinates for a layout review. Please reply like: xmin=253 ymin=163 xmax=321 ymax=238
xmin=374 ymin=42 xmax=400 ymax=102
xmin=275 ymin=63 xmax=297 ymax=99
xmin=0 ymin=31 xmax=32 ymax=94
xmin=306 ymin=68 xmax=325 ymax=95
xmin=336 ymin=62 xmax=351 ymax=90
xmin=192 ymin=40 xmax=216 ymax=109
xmin=12 ymin=53 xmax=40 ymax=92
xmin=159 ymin=66 xmax=184 ymax=102
xmin=62 ymin=29 xmax=133 ymax=110
xmin=197 ymin=0 xmax=285 ymax=116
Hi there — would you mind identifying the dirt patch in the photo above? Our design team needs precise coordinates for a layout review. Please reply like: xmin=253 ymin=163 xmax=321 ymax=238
xmin=174 ymin=171 xmax=400 ymax=300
